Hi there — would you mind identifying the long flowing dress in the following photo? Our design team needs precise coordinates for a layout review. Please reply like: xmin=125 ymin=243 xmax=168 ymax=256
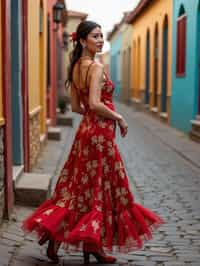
xmin=22 ymin=60 xmax=164 ymax=254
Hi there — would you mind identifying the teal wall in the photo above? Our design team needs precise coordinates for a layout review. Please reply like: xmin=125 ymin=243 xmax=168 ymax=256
xmin=171 ymin=0 xmax=200 ymax=133
xmin=110 ymin=33 xmax=122 ymax=98
xmin=11 ymin=0 xmax=24 ymax=164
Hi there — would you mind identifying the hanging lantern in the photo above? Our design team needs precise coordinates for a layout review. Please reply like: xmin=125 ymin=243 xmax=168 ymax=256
xmin=53 ymin=1 xmax=65 ymax=24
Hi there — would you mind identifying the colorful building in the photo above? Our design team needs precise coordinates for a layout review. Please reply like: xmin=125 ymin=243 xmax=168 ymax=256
xmin=0 ymin=0 xmax=68 ymax=223
xmin=28 ymin=0 xmax=47 ymax=169
xmin=46 ymin=0 xmax=67 ymax=128
xmin=0 ymin=0 xmax=14 ymax=222
xmin=127 ymin=0 xmax=173 ymax=124
xmin=98 ymin=51 xmax=110 ymax=76
xmin=107 ymin=23 xmax=123 ymax=99
xmin=171 ymin=0 xmax=200 ymax=141
xmin=11 ymin=0 xmax=67 ymax=172
xmin=121 ymin=13 xmax=133 ymax=102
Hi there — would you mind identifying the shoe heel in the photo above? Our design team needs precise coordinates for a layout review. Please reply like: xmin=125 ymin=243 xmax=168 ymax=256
xmin=46 ymin=240 xmax=59 ymax=264
xmin=38 ymin=233 xmax=49 ymax=245
xmin=83 ymin=251 xmax=90 ymax=264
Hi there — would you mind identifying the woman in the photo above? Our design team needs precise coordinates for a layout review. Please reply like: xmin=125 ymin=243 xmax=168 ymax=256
xmin=22 ymin=20 xmax=164 ymax=264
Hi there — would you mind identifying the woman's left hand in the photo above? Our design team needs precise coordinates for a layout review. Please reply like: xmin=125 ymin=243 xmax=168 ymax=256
xmin=117 ymin=116 xmax=128 ymax=137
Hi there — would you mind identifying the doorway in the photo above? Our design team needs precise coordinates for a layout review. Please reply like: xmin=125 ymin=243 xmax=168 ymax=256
xmin=154 ymin=24 xmax=159 ymax=107
xmin=11 ymin=0 xmax=24 ymax=170
xmin=161 ymin=16 xmax=168 ymax=113
xmin=145 ymin=30 xmax=150 ymax=104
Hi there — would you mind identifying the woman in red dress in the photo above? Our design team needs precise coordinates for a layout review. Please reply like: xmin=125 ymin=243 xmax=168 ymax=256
xmin=22 ymin=20 xmax=164 ymax=264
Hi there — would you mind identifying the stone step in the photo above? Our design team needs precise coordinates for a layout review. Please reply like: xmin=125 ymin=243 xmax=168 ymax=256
xmin=196 ymin=114 xmax=200 ymax=120
xmin=57 ymin=113 xmax=74 ymax=127
xmin=15 ymin=173 xmax=51 ymax=206
xmin=191 ymin=119 xmax=200 ymax=135
xmin=189 ymin=130 xmax=200 ymax=143
xmin=12 ymin=165 xmax=24 ymax=188
xmin=191 ymin=119 xmax=200 ymax=127
xmin=47 ymin=126 xmax=61 ymax=140
xmin=130 ymin=98 xmax=146 ymax=112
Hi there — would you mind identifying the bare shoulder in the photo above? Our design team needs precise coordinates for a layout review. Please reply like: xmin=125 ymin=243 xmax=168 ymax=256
xmin=93 ymin=61 xmax=104 ymax=69
xmin=90 ymin=61 xmax=104 ymax=75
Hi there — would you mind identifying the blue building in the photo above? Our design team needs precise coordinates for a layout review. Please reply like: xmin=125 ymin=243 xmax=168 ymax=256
xmin=107 ymin=24 xmax=122 ymax=99
xmin=171 ymin=0 xmax=200 ymax=139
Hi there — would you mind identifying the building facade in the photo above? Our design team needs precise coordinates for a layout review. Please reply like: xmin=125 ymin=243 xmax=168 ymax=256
xmin=171 ymin=0 xmax=200 ymax=140
xmin=121 ymin=14 xmax=133 ymax=103
xmin=0 ymin=0 xmax=14 ymax=222
xmin=0 ymin=0 xmax=68 ymax=224
xmin=98 ymin=51 xmax=110 ymax=76
xmin=107 ymin=24 xmax=123 ymax=99
xmin=127 ymin=0 xmax=173 ymax=124
xmin=28 ymin=0 xmax=48 ymax=169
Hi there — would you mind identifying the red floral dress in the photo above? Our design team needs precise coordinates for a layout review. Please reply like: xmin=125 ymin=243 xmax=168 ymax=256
xmin=22 ymin=61 xmax=164 ymax=253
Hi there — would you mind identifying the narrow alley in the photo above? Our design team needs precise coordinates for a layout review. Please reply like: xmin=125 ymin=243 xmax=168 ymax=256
xmin=0 ymin=102 xmax=200 ymax=266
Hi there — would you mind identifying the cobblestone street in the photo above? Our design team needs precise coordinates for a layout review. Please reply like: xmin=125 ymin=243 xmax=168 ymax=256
xmin=0 ymin=102 xmax=200 ymax=266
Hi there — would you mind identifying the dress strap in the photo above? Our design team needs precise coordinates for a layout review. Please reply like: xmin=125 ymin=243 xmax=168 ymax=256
xmin=72 ymin=79 xmax=78 ymax=90
xmin=103 ymin=70 xmax=109 ymax=79
xmin=85 ymin=61 xmax=95 ymax=88
xmin=72 ymin=60 xmax=95 ymax=90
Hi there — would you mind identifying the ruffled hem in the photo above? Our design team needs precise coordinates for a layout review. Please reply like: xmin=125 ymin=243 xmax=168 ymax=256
xmin=22 ymin=199 xmax=164 ymax=254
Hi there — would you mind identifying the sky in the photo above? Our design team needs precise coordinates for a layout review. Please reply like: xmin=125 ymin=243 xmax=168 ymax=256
xmin=66 ymin=0 xmax=140 ymax=51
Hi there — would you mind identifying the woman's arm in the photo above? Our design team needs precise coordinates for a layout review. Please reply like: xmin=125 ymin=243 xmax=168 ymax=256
xmin=88 ymin=63 xmax=123 ymax=121
xmin=89 ymin=63 xmax=128 ymax=137
xmin=70 ymin=83 xmax=85 ymax=115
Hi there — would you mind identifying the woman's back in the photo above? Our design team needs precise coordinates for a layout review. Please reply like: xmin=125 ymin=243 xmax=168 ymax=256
xmin=72 ymin=57 xmax=115 ymax=112
xmin=72 ymin=58 xmax=95 ymax=92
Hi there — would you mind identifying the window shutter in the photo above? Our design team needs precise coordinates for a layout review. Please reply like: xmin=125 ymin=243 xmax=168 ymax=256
xmin=181 ymin=16 xmax=186 ymax=74
xmin=176 ymin=15 xmax=186 ymax=76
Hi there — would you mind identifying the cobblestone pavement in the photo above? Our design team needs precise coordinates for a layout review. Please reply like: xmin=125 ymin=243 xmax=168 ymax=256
xmin=0 ymin=103 xmax=200 ymax=266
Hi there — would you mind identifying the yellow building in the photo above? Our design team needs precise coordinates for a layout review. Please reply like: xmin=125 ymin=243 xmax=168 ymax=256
xmin=121 ymin=13 xmax=133 ymax=103
xmin=28 ymin=0 xmax=47 ymax=168
xmin=127 ymin=0 xmax=173 ymax=123
xmin=98 ymin=51 xmax=110 ymax=75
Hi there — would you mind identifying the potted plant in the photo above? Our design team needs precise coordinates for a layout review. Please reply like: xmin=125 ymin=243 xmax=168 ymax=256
xmin=58 ymin=97 xmax=67 ymax=114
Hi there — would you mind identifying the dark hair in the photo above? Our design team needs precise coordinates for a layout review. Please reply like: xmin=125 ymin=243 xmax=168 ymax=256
xmin=65 ymin=20 xmax=101 ymax=88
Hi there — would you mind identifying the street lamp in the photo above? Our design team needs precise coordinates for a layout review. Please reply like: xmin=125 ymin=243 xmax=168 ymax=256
xmin=53 ymin=1 xmax=65 ymax=25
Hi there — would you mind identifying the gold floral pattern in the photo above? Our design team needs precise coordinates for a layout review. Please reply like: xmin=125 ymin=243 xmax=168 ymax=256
xmin=92 ymin=220 xmax=100 ymax=233
xmin=80 ymin=224 xmax=87 ymax=232
xmin=43 ymin=209 xmax=54 ymax=216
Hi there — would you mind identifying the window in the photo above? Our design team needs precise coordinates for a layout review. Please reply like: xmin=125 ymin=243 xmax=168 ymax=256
xmin=176 ymin=5 xmax=187 ymax=76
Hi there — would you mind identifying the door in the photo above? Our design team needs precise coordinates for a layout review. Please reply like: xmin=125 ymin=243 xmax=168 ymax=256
xmin=154 ymin=25 xmax=159 ymax=107
xmin=161 ymin=16 xmax=168 ymax=113
xmin=145 ymin=30 xmax=150 ymax=104
xmin=11 ymin=0 xmax=24 ymax=165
